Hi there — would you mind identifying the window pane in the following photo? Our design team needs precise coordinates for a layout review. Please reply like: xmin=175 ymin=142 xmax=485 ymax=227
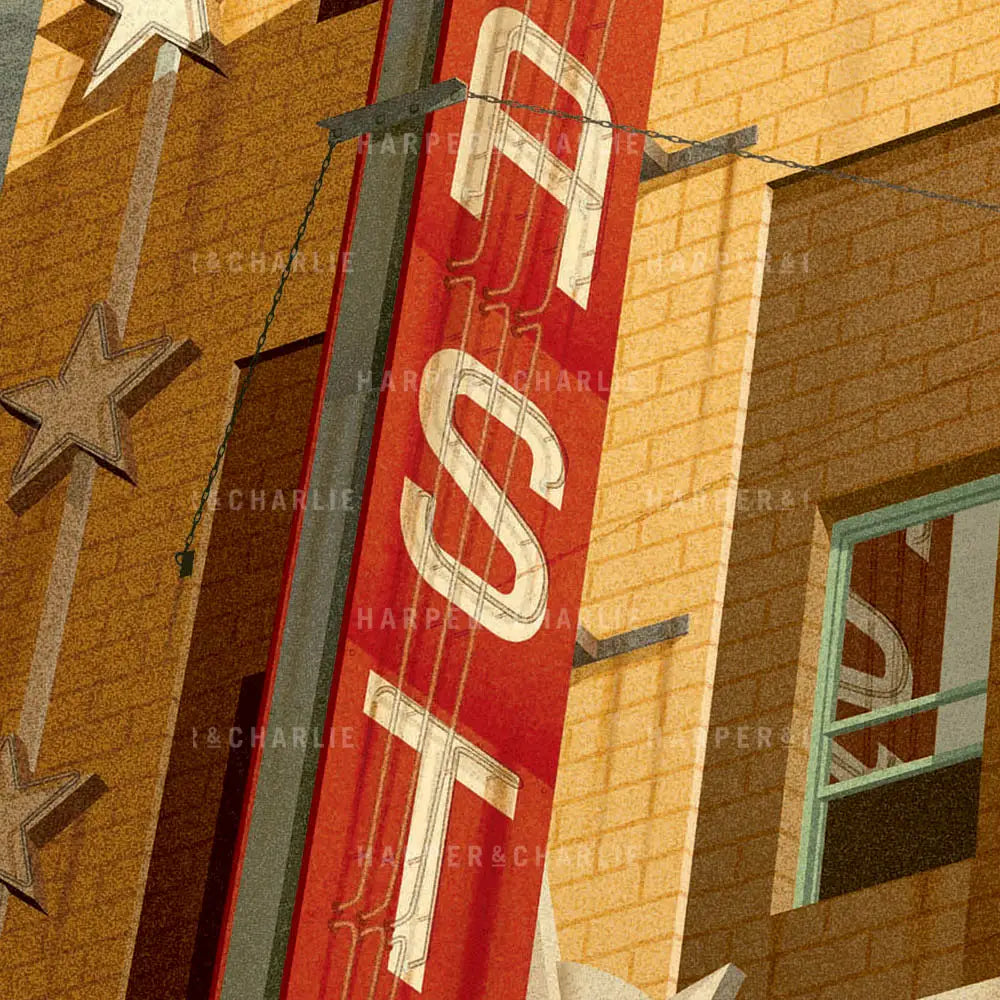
xmin=818 ymin=757 xmax=981 ymax=900
xmin=829 ymin=700 xmax=985 ymax=783
xmin=830 ymin=500 xmax=999 ymax=780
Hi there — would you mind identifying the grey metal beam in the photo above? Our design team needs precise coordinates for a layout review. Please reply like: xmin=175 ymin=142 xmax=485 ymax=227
xmin=573 ymin=615 xmax=690 ymax=667
xmin=640 ymin=126 xmax=758 ymax=182
xmin=216 ymin=1 xmax=448 ymax=998
xmin=317 ymin=77 xmax=466 ymax=139
xmin=0 ymin=0 xmax=44 ymax=194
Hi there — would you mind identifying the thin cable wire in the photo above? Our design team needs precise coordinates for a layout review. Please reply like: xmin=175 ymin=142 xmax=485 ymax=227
xmin=466 ymin=91 xmax=1000 ymax=216
xmin=182 ymin=89 xmax=1000 ymax=577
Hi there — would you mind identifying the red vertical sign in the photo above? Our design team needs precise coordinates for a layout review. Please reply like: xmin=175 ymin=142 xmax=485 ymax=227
xmin=284 ymin=2 xmax=661 ymax=997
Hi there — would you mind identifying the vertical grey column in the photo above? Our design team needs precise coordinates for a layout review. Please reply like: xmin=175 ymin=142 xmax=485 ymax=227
xmin=217 ymin=2 xmax=446 ymax=997
xmin=0 ymin=0 xmax=44 ymax=193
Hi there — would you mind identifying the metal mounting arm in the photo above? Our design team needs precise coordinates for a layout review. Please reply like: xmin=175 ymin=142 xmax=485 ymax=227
xmin=640 ymin=125 xmax=758 ymax=181
xmin=573 ymin=614 xmax=690 ymax=667
xmin=318 ymin=77 xmax=468 ymax=142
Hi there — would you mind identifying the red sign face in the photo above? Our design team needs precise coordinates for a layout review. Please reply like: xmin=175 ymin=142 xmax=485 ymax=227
xmin=283 ymin=2 xmax=661 ymax=997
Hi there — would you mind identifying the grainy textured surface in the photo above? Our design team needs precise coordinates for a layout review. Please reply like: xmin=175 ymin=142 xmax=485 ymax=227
xmin=124 ymin=341 xmax=322 ymax=1000
xmin=6 ymin=0 xmax=1000 ymax=998
xmin=554 ymin=2 xmax=1000 ymax=997
xmin=676 ymin=112 xmax=1000 ymax=999
xmin=0 ymin=2 xmax=378 ymax=997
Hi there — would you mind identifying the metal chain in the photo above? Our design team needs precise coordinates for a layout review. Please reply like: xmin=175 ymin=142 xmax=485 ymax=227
xmin=467 ymin=91 xmax=1000 ymax=215
xmin=175 ymin=134 xmax=340 ymax=577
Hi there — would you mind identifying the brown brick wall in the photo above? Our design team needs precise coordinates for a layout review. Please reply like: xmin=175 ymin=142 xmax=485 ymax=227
xmin=0 ymin=4 xmax=378 ymax=997
xmin=124 ymin=338 xmax=323 ymax=1000
xmin=677 ymin=109 xmax=1000 ymax=1000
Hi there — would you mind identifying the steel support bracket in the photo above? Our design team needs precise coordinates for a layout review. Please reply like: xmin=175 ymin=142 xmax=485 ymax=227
xmin=640 ymin=125 xmax=758 ymax=181
xmin=318 ymin=77 xmax=468 ymax=141
xmin=573 ymin=614 xmax=689 ymax=668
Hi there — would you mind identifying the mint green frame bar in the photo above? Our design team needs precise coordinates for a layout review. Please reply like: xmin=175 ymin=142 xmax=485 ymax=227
xmin=794 ymin=472 xmax=1000 ymax=908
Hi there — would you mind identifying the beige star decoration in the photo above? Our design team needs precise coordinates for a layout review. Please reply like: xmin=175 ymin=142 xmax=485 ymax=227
xmin=0 ymin=300 xmax=200 ymax=514
xmin=0 ymin=735 xmax=106 ymax=912
xmin=84 ymin=0 xmax=220 ymax=96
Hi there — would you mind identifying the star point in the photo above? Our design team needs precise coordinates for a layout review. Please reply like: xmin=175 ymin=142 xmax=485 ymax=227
xmin=84 ymin=0 xmax=218 ymax=96
xmin=0 ymin=301 xmax=200 ymax=514
xmin=0 ymin=735 xmax=103 ymax=912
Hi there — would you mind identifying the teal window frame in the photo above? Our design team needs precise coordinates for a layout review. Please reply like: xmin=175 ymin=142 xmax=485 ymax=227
xmin=795 ymin=474 xmax=999 ymax=908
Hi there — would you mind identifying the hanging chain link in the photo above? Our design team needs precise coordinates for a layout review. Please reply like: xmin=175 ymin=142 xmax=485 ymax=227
xmin=175 ymin=134 xmax=340 ymax=577
xmin=467 ymin=91 xmax=1000 ymax=215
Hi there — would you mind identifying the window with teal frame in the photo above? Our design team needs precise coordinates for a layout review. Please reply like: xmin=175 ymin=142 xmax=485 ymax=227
xmin=795 ymin=474 xmax=1000 ymax=907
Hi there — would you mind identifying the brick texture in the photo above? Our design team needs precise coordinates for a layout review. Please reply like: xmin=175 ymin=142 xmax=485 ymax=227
xmin=674 ymin=110 xmax=1000 ymax=1000
xmin=555 ymin=2 xmax=1000 ymax=997
xmin=0 ymin=3 xmax=378 ymax=998
xmin=124 ymin=340 xmax=322 ymax=1000
xmin=7 ymin=0 xmax=1000 ymax=998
